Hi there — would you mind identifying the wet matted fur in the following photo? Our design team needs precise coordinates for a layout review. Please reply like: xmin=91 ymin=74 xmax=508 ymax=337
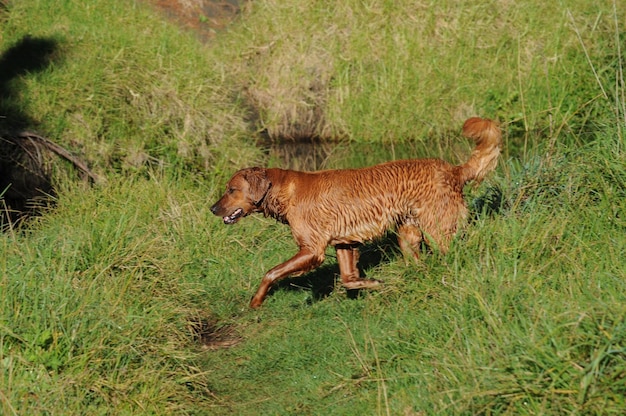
xmin=211 ymin=117 xmax=502 ymax=308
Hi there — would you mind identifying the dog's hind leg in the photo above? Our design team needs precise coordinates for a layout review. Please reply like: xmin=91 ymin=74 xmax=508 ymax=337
xmin=336 ymin=244 xmax=381 ymax=290
xmin=249 ymin=248 xmax=324 ymax=308
xmin=417 ymin=215 xmax=460 ymax=255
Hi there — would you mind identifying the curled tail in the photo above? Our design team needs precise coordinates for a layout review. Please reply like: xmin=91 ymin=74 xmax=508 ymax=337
xmin=458 ymin=117 xmax=502 ymax=184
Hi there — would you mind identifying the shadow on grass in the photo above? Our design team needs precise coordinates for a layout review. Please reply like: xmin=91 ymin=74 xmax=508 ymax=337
xmin=0 ymin=35 xmax=62 ymax=228
xmin=470 ymin=185 xmax=505 ymax=220
xmin=0 ymin=35 xmax=61 ymax=132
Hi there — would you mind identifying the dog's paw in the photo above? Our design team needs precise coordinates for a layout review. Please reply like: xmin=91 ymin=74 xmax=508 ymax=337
xmin=249 ymin=296 xmax=264 ymax=309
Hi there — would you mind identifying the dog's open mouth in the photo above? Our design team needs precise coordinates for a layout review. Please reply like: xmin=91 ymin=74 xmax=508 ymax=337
xmin=223 ymin=208 xmax=244 ymax=225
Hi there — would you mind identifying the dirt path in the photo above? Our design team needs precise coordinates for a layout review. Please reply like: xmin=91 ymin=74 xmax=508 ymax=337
xmin=148 ymin=0 xmax=245 ymax=40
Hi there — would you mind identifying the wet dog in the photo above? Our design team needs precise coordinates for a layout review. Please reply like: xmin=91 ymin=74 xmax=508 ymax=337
xmin=211 ymin=117 xmax=501 ymax=308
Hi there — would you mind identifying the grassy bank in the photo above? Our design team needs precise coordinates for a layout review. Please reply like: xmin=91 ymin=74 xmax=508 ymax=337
xmin=1 ymin=0 xmax=625 ymax=414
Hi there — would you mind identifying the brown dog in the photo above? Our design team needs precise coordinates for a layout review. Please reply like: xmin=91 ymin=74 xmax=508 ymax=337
xmin=211 ymin=117 xmax=501 ymax=308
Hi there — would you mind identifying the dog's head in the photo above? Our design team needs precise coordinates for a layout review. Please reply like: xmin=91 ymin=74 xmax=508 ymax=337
xmin=210 ymin=167 xmax=271 ymax=225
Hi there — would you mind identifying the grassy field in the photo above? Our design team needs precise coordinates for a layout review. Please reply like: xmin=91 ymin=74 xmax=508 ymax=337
xmin=1 ymin=0 xmax=625 ymax=414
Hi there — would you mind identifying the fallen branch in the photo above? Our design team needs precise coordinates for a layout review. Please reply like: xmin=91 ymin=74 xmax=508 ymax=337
xmin=15 ymin=131 xmax=101 ymax=184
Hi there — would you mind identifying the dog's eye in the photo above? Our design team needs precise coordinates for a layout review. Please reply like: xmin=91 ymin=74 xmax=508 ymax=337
xmin=228 ymin=187 xmax=236 ymax=194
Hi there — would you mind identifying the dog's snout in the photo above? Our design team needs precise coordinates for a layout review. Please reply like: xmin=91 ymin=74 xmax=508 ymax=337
xmin=210 ymin=203 xmax=220 ymax=215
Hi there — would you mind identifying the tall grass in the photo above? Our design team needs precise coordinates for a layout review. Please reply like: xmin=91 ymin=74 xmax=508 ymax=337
xmin=1 ymin=0 xmax=625 ymax=414
xmin=1 ymin=178 xmax=224 ymax=413
xmin=220 ymin=1 xmax=619 ymax=147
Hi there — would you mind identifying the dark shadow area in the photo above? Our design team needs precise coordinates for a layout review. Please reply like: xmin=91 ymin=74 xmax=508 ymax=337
xmin=0 ymin=35 xmax=60 ymax=132
xmin=256 ymin=134 xmax=340 ymax=171
xmin=0 ymin=133 xmax=56 ymax=228
xmin=0 ymin=35 xmax=67 ymax=230
xmin=469 ymin=185 xmax=506 ymax=221
xmin=275 ymin=262 xmax=338 ymax=303
xmin=187 ymin=313 xmax=241 ymax=350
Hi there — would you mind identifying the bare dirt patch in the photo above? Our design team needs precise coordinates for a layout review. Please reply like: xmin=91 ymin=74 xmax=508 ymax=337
xmin=148 ymin=0 xmax=245 ymax=40
xmin=188 ymin=314 xmax=242 ymax=350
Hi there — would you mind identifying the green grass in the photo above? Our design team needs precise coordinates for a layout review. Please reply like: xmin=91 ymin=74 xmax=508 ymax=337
xmin=1 ymin=0 xmax=626 ymax=414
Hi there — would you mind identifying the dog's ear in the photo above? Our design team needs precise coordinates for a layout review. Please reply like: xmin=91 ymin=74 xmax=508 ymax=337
xmin=244 ymin=167 xmax=271 ymax=205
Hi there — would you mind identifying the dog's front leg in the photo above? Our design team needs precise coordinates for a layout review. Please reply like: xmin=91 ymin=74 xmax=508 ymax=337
xmin=250 ymin=248 xmax=324 ymax=308
xmin=336 ymin=244 xmax=382 ymax=290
